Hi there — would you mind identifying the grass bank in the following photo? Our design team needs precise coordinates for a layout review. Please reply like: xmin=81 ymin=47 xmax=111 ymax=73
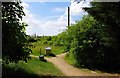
xmin=65 ymin=53 xmax=120 ymax=75
xmin=2 ymin=57 xmax=64 ymax=78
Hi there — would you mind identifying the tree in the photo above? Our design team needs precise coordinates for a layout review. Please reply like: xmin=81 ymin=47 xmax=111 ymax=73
xmin=2 ymin=2 xmax=32 ymax=64
xmin=68 ymin=15 xmax=105 ymax=68
xmin=83 ymin=2 xmax=120 ymax=71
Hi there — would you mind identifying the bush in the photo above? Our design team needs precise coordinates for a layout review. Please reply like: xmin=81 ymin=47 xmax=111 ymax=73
xmin=58 ymin=15 xmax=120 ymax=72
xmin=28 ymin=37 xmax=37 ymax=42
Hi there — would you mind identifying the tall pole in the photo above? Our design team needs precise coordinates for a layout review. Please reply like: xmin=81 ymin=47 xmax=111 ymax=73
xmin=68 ymin=7 xmax=70 ymax=29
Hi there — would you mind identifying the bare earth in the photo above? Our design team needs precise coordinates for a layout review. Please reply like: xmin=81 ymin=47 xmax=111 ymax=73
xmin=30 ymin=53 xmax=120 ymax=76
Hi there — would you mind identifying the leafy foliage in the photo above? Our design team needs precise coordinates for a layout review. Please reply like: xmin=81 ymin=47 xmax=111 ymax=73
xmin=2 ymin=2 xmax=32 ymax=64
xmin=56 ymin=15 xmax=120 ymax=72
xmin=83 ymin=2 xmax=120 ymax=71
xmin=67 ymin=16 xmax=104 ymax=68
xmin=27 ymin=36 xmax=37 ymax=42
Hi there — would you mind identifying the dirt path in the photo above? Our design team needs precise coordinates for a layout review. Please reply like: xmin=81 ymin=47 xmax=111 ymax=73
xmin=30 ymin=53 xmax=120 ymax=76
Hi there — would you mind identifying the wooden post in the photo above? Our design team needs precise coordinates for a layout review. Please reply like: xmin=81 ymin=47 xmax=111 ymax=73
xmin=68 ymin=7 xmax=70 ymax=29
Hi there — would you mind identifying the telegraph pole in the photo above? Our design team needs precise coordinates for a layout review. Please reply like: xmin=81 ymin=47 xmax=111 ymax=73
xmin=68 ymin=7 xmax=70 ymax=29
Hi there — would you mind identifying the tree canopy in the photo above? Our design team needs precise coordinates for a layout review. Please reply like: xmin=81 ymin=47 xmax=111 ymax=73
xmin=2 ymin=2 xmax=32 ymax=64
xmin=83 ymin=2 xmax=120 ymax=70
xmin=55 ymin=14 xmax=120 ymax=72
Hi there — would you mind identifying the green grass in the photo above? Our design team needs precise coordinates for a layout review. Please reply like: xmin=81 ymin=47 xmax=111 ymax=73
xmin=30 ymin=41 xmax=64 ymax=56
xmin=2 ymin=41 xmax=65 ymax=78
xmin=2 ymin=40 xmax=65 ymax=77
xmin=25 ymin=57 xmax=64 ymax=76
xmin=65 ymin=52 xmax=77 ymax=66
xmin=65 ymin=53 xmax=120 ymax=75
xmin=65 ymin=53 xmax=97 ymax=73
xmin=2 ymin=57 xmax=64 ymax=77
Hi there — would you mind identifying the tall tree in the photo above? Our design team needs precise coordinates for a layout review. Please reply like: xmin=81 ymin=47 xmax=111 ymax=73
xmin=83 ymin=2 xmax=120 ymax=71
xmin=2 ymin=2 xmax=32 ymax=64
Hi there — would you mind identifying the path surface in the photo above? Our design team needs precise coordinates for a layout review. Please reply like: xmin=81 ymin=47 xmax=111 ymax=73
xmin=30 ymin=53 xmax=120 ymax=76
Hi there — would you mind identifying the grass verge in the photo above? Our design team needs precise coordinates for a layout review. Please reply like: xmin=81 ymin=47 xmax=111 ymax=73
xmin=65 ymin=53 xmax=120 ymax=75
xmin=2 ymin=57 xmax=64 ymax=78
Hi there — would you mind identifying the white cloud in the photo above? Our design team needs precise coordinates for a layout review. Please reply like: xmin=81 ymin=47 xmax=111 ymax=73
xmin=21 ymin=0 xmax=70 ymax=2
xmin=21 ymin=1 xmax=90 ymax=36
xmin=64 ymin=0 xmax=90 ymax=16
xmin=21 ymin=2 xmax=68 ymax=36
xmin=53 ymin=7 xmax=66 ymax=12
xmin=21 ymin=2 xmax=29 ymax=8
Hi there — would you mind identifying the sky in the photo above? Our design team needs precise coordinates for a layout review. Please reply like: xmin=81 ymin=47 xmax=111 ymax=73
xmin=21 ymin=0 xmax=91 ymax=36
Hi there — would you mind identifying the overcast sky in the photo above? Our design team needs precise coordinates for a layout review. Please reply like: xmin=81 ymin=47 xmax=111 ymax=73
xmin=21 ymin=0 xmax=91 ymax=36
